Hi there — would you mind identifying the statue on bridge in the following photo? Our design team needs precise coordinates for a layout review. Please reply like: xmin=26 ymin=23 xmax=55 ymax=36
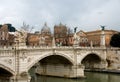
xmin=100 ymin=25 xmax=105 ymax=31
xmin=73 ymin=27 xmax=80 ymax=46
xmin=15 ymin=28 xmax=27 ymax=48
xmin=74 ymin=27 xmax=78 ymax=33
xmin=100 ymin=25 xmax=105 ymax=47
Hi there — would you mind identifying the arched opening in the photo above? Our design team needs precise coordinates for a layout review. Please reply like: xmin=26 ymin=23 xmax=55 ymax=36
xmin=29 ymin=55 xmax=73 ymax=81
xmin=81 ymin=54 xmax=101 ymax=69
xmin=40 ymin=55 xmax=73 ymax=65
xmin=0 ymin=67 xmax=13 ymax=81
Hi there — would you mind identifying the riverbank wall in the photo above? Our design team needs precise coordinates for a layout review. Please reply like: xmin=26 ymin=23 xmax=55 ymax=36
xmin=85 ymin=69 xmax=120 ymax=74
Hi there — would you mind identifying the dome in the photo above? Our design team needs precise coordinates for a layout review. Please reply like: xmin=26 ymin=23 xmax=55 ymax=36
xmin=41 ymin=22 xmax=51 ymax=34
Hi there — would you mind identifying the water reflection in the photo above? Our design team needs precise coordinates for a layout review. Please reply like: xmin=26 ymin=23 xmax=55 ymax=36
xmin=31 ymin=75 xmax=84 ymax=82
xmin=85 ymin=72 xmax=120 ymax=82
xmin=0 ymin=77 xmax=9 ymax=82
xmin=1 ymin=72 xmax=120 ymax=82
xmin=30 ymin=72 xmax=120 ymax=82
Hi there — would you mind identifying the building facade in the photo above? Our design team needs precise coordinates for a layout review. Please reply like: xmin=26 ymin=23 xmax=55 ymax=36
xmin=76 ymin=29 xmax=119 ymax=47
xmin=26 ymin=23 xmax=52 ymax=47
xmin=40 ymin=23 xmax=52 ymax=46
xmin=0 ymin=24 xmax=16 ymax=47
xmin=26 ymin=33 xmax=40 ymax=46
xmin=86 ymin=30 xmax=119 ymax=47
xmin=77 ymin=30 xmax=89 ymax=46
xmin=54 ymin=23 xmax=68 ymax=46
xmin=67 ymin=33 xmax=74 ymax=46
xmin=0 ymin=23 xmax=118 ymax=48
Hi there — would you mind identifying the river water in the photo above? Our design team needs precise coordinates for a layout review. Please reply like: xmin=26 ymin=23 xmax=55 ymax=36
xmin=30 ymin=72 xmax=120 ymax=82
xmin=0 ymin=72 xmax=120 ymax=82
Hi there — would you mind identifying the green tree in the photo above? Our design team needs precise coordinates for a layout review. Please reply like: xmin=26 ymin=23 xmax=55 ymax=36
xmin=110 ymin=33 xmax=120 ymax=47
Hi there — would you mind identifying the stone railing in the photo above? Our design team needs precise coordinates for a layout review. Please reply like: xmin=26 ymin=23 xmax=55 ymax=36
xmin=0 ymin=46 xmax=119 ymax=50
xmin=25 ymin=46 xmax=120 ymax=50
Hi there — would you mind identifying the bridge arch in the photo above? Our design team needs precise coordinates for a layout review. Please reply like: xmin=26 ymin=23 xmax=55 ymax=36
xmin=0 ymin=64 xmax=15 ymax=76
xmin=81 ymin=52 xmax=103 ymax=69
xmin=80 ymin=52 xmax=103 ymax=63
xmin=27 ymin=52 xmax=74 ymax=71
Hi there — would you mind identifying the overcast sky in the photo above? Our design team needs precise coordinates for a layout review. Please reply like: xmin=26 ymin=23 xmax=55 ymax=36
xmin=0 ymin=0 xmax=120 ymax=32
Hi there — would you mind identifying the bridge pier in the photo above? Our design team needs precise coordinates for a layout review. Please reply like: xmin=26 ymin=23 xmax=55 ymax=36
xmin=100 ymin=59 xmax=108 ymax=69
xmin=36 ymin=64 xmax=85 ymax=78
xmin=10 ymin=73 xmax=31 ymax=82
xmin=70 ymin=64 xmax=85 ymax=78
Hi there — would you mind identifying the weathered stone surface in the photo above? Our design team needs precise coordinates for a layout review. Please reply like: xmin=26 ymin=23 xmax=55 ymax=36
xmin=0 ymin=47 xmax=120 ymax=80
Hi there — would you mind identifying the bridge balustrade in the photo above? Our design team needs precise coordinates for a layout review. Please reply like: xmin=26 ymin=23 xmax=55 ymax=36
xmin=0 ymin=46 xmax=120 ymax=50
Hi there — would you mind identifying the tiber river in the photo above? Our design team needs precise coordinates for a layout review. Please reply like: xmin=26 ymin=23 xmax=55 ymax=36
xmin=30 ymin=72 xmax=120 ymax=82
xmin=0 ymin=72 xmax=120 ymax=82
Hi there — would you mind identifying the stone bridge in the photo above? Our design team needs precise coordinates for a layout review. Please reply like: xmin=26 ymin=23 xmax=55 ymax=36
xmin=0 ymin=46 xmax=120 ymax=82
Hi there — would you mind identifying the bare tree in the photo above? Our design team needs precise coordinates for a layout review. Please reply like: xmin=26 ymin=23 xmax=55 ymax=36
xmin=21 ymin=22 xmax=34 ymax=33
xmin=67 ymin=27 xmax=73 ymax=34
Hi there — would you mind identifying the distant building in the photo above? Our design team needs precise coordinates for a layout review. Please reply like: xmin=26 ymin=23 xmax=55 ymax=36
xmin=76 ymin=29 xmax=119 ymax=47
xmin=86 ymin=30 xmax=119 ymax=47
xmin=26 ymin=33 xmax=40 ymax=46
xmin=40 ymin=23 xmax=52 ymax=46
xmin=26 ymin=23 xmax=52 ymax=47
xmin=54 ymin=23 xmax=68 ymax=46
xmin=1 ymin=23 xmax=117 ymax=48
xmin=0 ymin=24 xmax=16 ymax=47
xmin=67 ymin=33 xmax=74 ymax=46
xmin=77 ymin=30 xmax=89 ymax=46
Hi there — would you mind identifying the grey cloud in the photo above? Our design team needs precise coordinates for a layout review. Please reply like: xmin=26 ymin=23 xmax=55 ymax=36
xmin=0 ymin=0 xmax=120 ymax=31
